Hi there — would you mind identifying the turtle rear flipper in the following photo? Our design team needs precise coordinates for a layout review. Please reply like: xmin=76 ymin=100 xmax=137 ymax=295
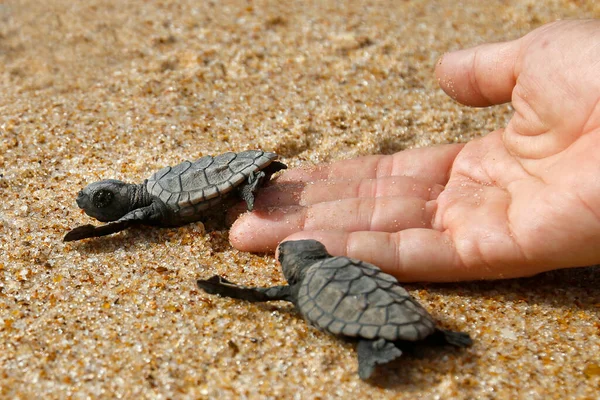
xmin=262 ymin=160 xmax=287 ymax=179
xmin=356 ymin=338 xmax=403 ymax=380
xmin=63 ymin=221 xmax=131 ymax=242
xmin=441 ymin=330 xmax=473 ymax=347
xmin=427 ymin=329 xmax=473 ymax=347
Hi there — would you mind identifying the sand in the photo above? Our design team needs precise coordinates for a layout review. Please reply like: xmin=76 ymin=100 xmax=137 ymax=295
xmin=1 ymin=0 xmax=599 ymax=398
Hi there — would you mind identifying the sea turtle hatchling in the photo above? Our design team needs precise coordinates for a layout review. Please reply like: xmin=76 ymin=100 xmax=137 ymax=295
xmin=197 ymin=239 xmax=473 ymax=380
xmin=64 ymin=150 xmax=286 ymax=242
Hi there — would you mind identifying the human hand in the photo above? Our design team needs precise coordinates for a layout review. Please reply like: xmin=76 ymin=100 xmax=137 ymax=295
xmin=229 ymin=19 xmax=600 ymax=282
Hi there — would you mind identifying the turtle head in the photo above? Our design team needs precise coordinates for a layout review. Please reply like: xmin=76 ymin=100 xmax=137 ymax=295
xmin=278 ymin=240 xmax=330 ymax=284
xmin=76 ymin=179 xmax=132 ymax=222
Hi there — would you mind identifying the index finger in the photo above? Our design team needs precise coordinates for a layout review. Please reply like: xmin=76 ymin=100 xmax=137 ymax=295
xmin=279 ymin=143 xmax=464 ymax=184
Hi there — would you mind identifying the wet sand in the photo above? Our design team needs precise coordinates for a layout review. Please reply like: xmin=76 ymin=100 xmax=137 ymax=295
xmin=1 ymin=1 xmax=599 ymax=398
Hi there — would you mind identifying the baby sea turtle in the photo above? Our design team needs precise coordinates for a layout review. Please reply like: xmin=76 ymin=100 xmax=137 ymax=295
xmin=197 ymin=239 xmax=472 ymax=380
xmin=64 ymin=150 xmax=286 ymax=242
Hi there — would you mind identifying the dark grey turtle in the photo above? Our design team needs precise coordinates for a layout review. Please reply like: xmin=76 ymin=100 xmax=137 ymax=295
xmin=197 ymin=239 xmax=472 ymax=380
xmin=64 ymin=150 xmax=286 ymax=242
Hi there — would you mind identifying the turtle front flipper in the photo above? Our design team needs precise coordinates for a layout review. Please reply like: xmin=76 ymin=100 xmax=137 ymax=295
xmin=238 ymin=170 xmax=265 ymax=211
xmin=238 ymin=161 xmax=287 ymax=211
xmin=356 ymin=338 xmax=403 ymax=380
xmin=64 ymin=204 xmax=160 ymax=242
xmin=63 ymin=221 xmax=131 ymax=242
xmin=197 ymin=275 xmax=293 ymax=302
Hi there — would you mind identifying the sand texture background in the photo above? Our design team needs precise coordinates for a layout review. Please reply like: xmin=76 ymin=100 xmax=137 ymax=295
xmin=1 ymin=0 xmax=600 ymax=398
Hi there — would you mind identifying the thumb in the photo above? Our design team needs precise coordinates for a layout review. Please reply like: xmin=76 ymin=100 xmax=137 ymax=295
xmin=435 ymin=39 xmax=521 ymax=107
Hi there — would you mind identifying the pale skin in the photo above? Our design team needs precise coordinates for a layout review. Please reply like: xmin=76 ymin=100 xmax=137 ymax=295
xmin=229 ymin=19 xmax=600 ymax=282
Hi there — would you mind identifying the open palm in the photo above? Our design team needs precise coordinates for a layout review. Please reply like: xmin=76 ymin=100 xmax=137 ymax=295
xmin=230 ymin=20 xmax=600 ymax=281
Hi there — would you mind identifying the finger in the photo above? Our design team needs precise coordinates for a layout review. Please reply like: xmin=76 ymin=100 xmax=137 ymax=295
xmin=435 ymin=40 xmax=521 ymax=107
xmin=275 ymin=229 xmax=507 ymax=282
xmin=231 ymin=176 xmax=443 ymax=211
xmin=229 ymin=197 xmax=435 ymax=252
xmin=278 ymin=143 xmax=464 ymax=184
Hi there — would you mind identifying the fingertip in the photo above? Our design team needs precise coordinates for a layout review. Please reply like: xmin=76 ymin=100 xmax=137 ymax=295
xmin=435 ymin=47 xmax=491 ymax=106
xmin=435 ymin=51 xmax=466 ymax=103
xmin=228 ymin=214 xmax=254 ymax=251
xmin=436 ymin=41 xmax=519 ymax=107
xmin=229 ymin=206 xmax=307 ymax=253
xmin=229 ymin=214 xmax=277 ymax=253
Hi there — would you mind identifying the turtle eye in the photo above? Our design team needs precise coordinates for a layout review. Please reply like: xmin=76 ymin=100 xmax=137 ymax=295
xmin=93 ymin=189 xmax=114 ymax=208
